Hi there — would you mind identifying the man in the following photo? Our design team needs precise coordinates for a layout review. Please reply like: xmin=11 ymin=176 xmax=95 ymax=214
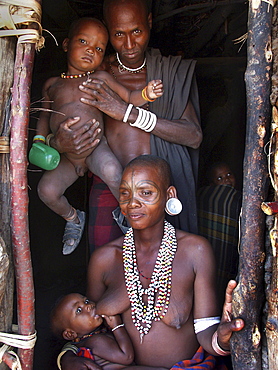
xmin=50 ymin=0 xmax=202 ymax=251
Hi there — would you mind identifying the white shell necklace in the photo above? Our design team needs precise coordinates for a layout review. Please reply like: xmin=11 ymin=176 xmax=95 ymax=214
xmin=116 ymin=52 xmax=146 ymax=73
xmin=123 ymin=220 xmax=177 ymax=342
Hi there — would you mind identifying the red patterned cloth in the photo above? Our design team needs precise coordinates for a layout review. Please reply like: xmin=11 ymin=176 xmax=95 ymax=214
xmin=171 ymin=346 xmax=228 ymax=370
xmin=88 ymin=175 xmax=123 ymax=253
xmin=77 ymin=347 xmax=95 ymax=361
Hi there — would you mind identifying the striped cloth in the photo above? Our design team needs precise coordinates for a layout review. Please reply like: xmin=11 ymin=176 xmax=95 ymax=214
xmin=171 ymin=346 xmax=228 ymax=369
xmin=197 ymin=185 xmax=242 ymax=304
xmin=88 ymin=175 xmax=123 ymax=253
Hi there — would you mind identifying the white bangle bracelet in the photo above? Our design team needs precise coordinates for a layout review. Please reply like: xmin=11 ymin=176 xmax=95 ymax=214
xmin=123 ymin=104 xmax=133 ymax=123
xmin=129 ymin=107 xmax=157 ymax=132
xmin=211 ymin=331 xmax=231 ymax=356
xmin=112 ymin=323 xmax=125 ymax=332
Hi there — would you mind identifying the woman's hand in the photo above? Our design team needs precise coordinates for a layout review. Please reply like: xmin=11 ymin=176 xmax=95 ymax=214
xmin=79 ymin=79 xmax=128 ymax=122
xmin=51 ymin=117 xmax=101 ymax=155
xmin=217 ymin=280 xmax=244 ymax=350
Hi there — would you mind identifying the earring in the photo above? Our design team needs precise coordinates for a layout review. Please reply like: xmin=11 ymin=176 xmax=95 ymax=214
xmin=165 ymin=198 xmax=182 ymax=216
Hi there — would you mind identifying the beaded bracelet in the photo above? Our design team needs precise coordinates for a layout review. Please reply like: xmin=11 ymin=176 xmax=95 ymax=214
xmin=33 ymin=135 xmax=45 ymax=143
xmin=142 ymin=86 xmax=156 ymax=102
xmin=211 ymin=331 xmax=231 ymax=356
xmin=129 ymin=107 xmax=157 ymax=132
xmin=111 ymin=323 xmax=125 ymax=332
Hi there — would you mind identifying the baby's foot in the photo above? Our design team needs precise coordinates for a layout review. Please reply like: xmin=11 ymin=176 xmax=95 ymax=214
xmin=62 ymin=210 xmax=86 ymax=255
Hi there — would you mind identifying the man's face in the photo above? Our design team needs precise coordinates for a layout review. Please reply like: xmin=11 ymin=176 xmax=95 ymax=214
xmin=105 ymin=1 xmax=152 ymax=67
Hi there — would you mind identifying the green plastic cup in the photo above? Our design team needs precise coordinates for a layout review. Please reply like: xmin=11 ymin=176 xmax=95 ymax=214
xmin=29 ymin=142 xmax=60 ymax=170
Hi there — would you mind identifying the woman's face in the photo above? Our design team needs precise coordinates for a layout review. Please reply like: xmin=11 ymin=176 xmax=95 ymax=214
xmin=119 ymin=164 xmax=168 ymax=230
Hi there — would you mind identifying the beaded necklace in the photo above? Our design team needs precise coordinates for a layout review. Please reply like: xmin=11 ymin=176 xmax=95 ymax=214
xmin=116 ymin=52 xmax=146 ymax=74
xmin=60 ymin=70 xmax=94 ymax=79
xmin=123 ymin=220 xmax=177 ymax=342
xmin=73 ymin=324 xmax=108 ymax=343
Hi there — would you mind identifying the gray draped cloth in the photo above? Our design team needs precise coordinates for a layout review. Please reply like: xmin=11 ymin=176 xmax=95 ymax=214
xmin=146 ymin=48 xmax=200 ymax=233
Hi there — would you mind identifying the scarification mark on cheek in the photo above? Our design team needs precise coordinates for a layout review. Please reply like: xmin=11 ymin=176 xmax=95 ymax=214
xmin=119 ymin=169 xmax=161 ymax=206
xmin=119 ymin=179 xmax=131 ymax=205
xmin=137 ymin=180 xmax=160 ymax=205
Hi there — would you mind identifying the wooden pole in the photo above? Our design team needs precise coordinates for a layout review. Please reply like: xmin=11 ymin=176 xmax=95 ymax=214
xmin=230 ymin=0 xmax=272 ymax=369
xmin=264 ymin=4 xmax=278 ymax=369
xmin=10 ymin=39 xmax=36 ymax=369
xmin=0 ymin=36 xmax=16 ymax=370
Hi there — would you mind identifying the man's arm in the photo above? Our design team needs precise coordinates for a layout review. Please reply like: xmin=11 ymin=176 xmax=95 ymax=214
xmin=95 ymin=71 xmax=163 ymax=108
xmin=79 ymin=79 xmax=202 ymax=149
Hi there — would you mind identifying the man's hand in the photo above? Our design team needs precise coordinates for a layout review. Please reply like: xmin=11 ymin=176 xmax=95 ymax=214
xmin=79 ymin=79 xmax=128 ymax=122
xmin=217 ymin=280 xmax=244 ymax=350
xmin=61 ymin=351 xmax=102 ymax=370
xmin=51 ymin=116 xmax=101 ymax=155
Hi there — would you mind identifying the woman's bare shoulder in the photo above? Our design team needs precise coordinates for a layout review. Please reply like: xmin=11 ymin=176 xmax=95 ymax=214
xmin=90 ymin=236 xmax=125 ymax=264
xmin=176 ymin=229 xmax=213 ymax=256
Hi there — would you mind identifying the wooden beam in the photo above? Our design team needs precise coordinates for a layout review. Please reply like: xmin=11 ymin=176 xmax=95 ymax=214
xmin=0 ymin=36 xmax=16 ymax=370
xmin=9 ymin=1 xmax=42 ymax=368
xmin=230 ymin=0 xmax=272 ymax=368
xmin=10 ymin=40 xmax=36 ymax=370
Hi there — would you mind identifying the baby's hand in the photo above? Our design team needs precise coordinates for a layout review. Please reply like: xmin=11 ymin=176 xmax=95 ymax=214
xmin=146 ymin=79 xmax=164 ymax=100
xmin=102 ymin=314 xmax=122 ymax=329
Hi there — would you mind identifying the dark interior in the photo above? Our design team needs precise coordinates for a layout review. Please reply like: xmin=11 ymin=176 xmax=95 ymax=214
xmin=28 ymin=1 xmax=248 ymax=368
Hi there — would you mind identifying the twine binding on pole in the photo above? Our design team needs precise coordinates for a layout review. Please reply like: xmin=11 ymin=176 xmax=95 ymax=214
xmin=0 ymin=326 xmax=37 ymax=370
xmin=0 ymin=137 xmax=10 ymax=154
xmin=0 ymin=0 xmax=44 ymax=50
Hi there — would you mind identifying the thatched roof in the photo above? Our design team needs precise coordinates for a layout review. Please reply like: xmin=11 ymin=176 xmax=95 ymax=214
xmin=42 ymin=0 xmax=248 ymax=57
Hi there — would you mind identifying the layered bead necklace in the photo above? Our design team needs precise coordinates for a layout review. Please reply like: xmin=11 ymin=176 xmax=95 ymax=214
xmin=123 ymin=220 xmax=177 ymax=342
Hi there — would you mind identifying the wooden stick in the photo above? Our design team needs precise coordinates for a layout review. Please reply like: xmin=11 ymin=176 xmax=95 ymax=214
xmin=10 ymin=39 xmax=36 ymax=370
xmin=230 ymin=1 xmax=273 ymax=369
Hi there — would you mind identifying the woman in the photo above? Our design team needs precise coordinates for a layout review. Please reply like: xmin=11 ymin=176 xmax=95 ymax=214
xmin=60 ymin=155 xmax=244 ymax=369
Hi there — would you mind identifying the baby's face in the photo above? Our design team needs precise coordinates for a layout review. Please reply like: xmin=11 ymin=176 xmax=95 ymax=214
xmin=212 ymin=164 xmax=236 ymax=188
xmin=62 ymin=293 xmax=103 ymax=337
xmin=65 ymin=20 xmax=108 ymax=74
